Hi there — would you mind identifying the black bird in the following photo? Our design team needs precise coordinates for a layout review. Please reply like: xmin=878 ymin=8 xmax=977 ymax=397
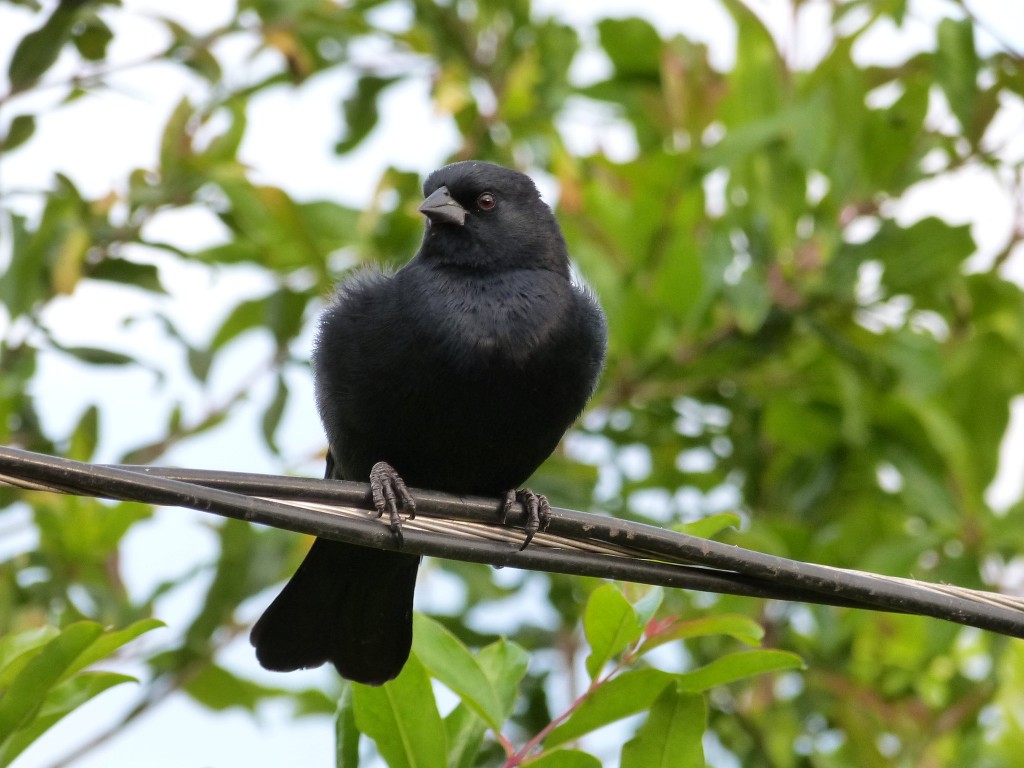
xmin=250 ymin=161 xmax=606 ymax=685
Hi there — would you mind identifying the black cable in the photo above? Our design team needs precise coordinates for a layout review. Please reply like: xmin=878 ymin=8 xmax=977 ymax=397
xmin=1 ymin=446 xmax=1023 ymax=639
xmin=10 ymin=452 xmax=861 ymax=605
xmin=107 ymin=462 xmax=1024 ymax=635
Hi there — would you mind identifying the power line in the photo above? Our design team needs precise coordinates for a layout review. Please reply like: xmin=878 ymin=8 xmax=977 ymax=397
xmin=2 ymin=445 xmax=1023 ymax=638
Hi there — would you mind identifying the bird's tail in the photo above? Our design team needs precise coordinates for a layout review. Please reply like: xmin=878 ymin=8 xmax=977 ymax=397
xmin=250 ymin=537 xmax=420 ymax=685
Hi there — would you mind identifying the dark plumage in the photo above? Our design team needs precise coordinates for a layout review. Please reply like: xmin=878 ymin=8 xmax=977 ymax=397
xmin=250 ymin=161 xmax=606 ymax=685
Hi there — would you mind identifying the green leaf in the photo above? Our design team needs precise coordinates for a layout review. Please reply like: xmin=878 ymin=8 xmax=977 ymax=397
xmin=294 ymin=687 xmax=340 ymax=717
xmin=583 ymin=584 xmax=644 ymax=679
xmin=762 ymin=398 xmax=841 ymax=455
xmin=7 ymin=1 xmax=79 ymax=90
xmin=66 ymin=619 xmax=163 ymax=676
xmin=296 ymin=200 xmax=359 ymax=253
xmin=443 ymin=704 xmax=487 ymax=768
xmin=180 ymin=660 xmax=335 ymax=716
xmin=71 ymin=15 xmax=113 ymax=61
xmin=159 ymin=16 xmax=223 ymax=82
xmin=474 ymin=638 xmax=530 ymax=723
xmin=264 ymin=286 xmax=309 ymax=345
xmin=0 ymin=115 xmax=36 ymax=154
xmin=335 ymin=76 xmax=398 ymax=154
xmin=185 ymin=663 xmax=279 ymax=712
xmin=53 ymin=345 xmax=137 ymax=366
xmin=596 ymin=18 xmax=662 ymax=78
xmin=187 ymin=347 xmax=214 ymax=381
xmin=700 ymin=105 xmax=813 ymax=170
xmin=935 ymin=17 xmax=979 ymax=135
xmin=261 ymin=374 xmax=288 ymax=453
xmin=413 ymin=613 xmax=504 ymax=730
xmin=160 ymin=97 xmax=195 ymax=184
xmin=677 ymin=650 xmax=804 ymax=692
xmin=336 ymin=683 xmax=360 ymax=768
xmin=34 ymin=496 xmax=151 ymax=565
xmin=193 ymin=241 xmax=262 ymax=264
xmin=0 ymin=627 xmax=61 ymax=687
xmin=945 ymin=310 xmax=1024 ymax=487
xmin=184 ymin=520 xmax=256 ymax=649
xmin=205 ymin=284 xmax=303 ymax=354
xmin=989 ymin=637 xmax=1024 ymax=762
xmin=0 ymin=620 xmax=154 ymax=764
xmin=861 ymin=73 xmax=929 ymax=190
xmin=0 ymin=671 xmax=136 ymax=766
xmin=641 ymin=615 xmax=765 ymax=656
xmin=88 ymin=258 xmax=166 ymax=294
xmin=720 ymin=0 xmax=784 ymax=124
xmin=352 ymin=655 xmax=446 ymax=768
xmin=620 ymin=684 xmax=705 ymax=768
xmin=68 ymin=404 xmax=98 ymax=461
xmin=846 ymin=217 xmax=974 ymax=310
xmin=546 ymin=669 xmax=675 ymax=748
xmin=0 ymin=213 xmax=43 ymax=317
xmin=725 ymin=262 xmax=772 ymax=334
xmin=676 ymin=512 xmax=742 ymax=539
xmin=895 ymin=394 xmax=979 ymax=512
xmin=203 ymin=100 xmax=247 ymax=163
xmin=500 ymin=48 xmax=541 ymax=121
xmin=0 ymin=622 xmax=102 ymax=738
xmin=209 ymin=180 xmax=337 ymax=271
xmin=209 ymin=295 xmax=266 ymax=351
xmin=630 ymin=587 xmax=663 ymax=628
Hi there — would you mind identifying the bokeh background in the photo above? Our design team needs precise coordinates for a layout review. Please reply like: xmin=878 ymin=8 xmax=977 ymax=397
xmin=2 ymin=0 xmax=1024 ymax=765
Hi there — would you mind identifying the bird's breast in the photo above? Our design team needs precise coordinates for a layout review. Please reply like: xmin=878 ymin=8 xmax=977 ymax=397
xmin=453 ymin=292 xmax=561 ymax=369
xmin=417 ymin=270 xmax=569 ymax=370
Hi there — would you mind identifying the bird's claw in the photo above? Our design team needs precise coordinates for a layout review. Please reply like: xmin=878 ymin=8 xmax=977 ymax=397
xmin=503 ymin=488 xmax=551 ymax=551
xmin=370 ymin=461 xmax=416 ymax=543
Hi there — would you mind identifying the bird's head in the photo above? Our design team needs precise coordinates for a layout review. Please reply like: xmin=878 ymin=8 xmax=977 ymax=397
xmin=416 ymin=161 xmax=570 ymax=275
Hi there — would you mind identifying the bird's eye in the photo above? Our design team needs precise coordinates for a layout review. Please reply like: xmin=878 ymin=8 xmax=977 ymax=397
xmin=476 ymin=192 xmax=496 ymax=211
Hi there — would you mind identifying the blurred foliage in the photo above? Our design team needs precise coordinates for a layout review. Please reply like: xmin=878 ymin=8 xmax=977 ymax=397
xmin=0 ymin=619 xmax=162 ymax=767
xmin=2 ymin=0 xmax=1024 ymax=765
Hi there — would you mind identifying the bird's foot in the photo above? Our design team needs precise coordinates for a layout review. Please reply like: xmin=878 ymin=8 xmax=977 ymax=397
xmin=370 ymin=461 xmax=416 ymax=543
xmin=502 ymin=488 xmax=551 ymax=551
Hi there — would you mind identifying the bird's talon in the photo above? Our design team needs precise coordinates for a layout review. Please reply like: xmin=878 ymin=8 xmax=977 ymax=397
xmin=520 ymin=516 xmax=539 ymax=551
xmin=503 ymin=488 xmax=549 ymax=551
xmin=538 ymin=496 xmax=552 ymax=532
xmin=390 ymin=507 xmax=404 ymax=533
xmin=501 ymin=489 xmax=516 ymax=525
xmin=370 ymin=461 xmax=415 ymax=538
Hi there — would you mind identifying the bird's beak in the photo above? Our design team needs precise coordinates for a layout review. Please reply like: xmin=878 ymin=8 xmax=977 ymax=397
xmin=418 ymin=186 xmax=467 ymax=226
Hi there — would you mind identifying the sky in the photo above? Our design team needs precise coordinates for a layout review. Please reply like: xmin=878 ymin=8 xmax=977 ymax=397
xmin=2 ymin=1 xmax=1024 ymax=766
